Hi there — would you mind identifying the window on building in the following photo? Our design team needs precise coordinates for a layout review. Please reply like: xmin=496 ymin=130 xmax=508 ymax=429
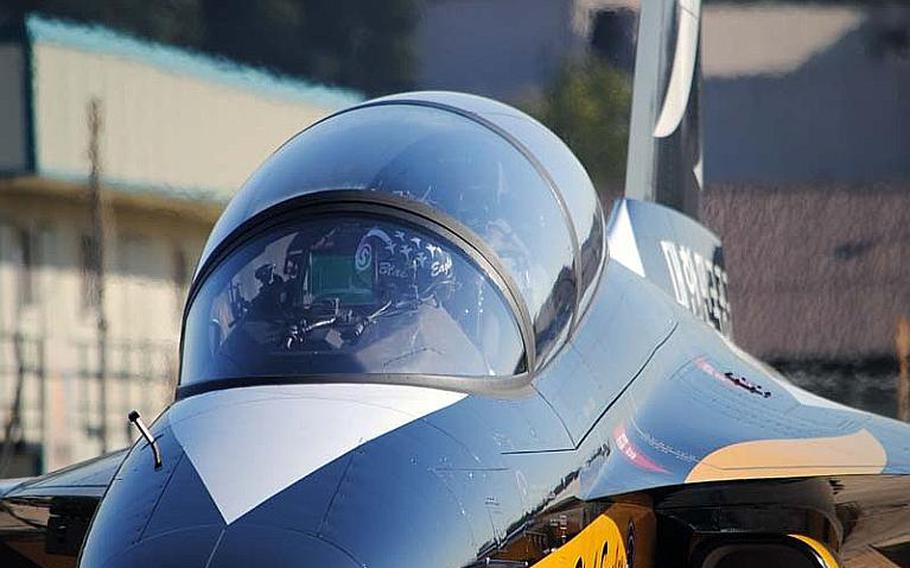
xmin=871 ymin=23 xmax=910 ymax=61
xmin=590 ymin=8 xmax=638 ymax=73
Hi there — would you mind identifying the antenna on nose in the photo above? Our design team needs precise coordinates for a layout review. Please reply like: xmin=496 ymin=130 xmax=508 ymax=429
xmin=128 ymin=410 xmax=162 ymax=470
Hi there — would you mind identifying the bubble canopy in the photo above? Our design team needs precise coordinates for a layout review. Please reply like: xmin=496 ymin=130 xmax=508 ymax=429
xmin=184 ymin=92 xmax=605 ymax=386
xmin=181 ymin=211 xmax=528 ymax=385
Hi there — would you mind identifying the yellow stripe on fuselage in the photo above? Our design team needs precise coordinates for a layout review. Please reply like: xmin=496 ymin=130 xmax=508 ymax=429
xmin=789 ymin=534 xmax=841 ymax=567
xmin=532 ymin=515 xmax=626 ymax=568
xmin=686 ymin=429 xmax=886 ymax=483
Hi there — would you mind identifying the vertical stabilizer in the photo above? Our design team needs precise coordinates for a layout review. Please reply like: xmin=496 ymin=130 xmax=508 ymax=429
xmin=624 ymin=0 xmax=703 ymax=219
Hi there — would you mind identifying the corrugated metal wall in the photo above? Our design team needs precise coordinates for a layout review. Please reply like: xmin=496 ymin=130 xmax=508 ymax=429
xmin=31 ymin=41 xmax=351 ymax=201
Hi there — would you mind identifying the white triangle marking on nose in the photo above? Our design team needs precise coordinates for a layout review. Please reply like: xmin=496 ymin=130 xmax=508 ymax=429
xmin=169 ymin=383 xmax=466 ymax=525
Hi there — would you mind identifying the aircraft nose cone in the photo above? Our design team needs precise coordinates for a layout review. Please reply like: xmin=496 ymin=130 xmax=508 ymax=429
xmin=80 ymin=383 xmax=479 ymax=567
xmin=84 ymin=521 xmax=356 ymax=568
xmin=166 ymin=383 xmax=467 ymax=525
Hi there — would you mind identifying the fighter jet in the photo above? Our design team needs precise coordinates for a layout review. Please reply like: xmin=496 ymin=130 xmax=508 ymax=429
xmin=2 ymin=1 xmax=909 ymax=567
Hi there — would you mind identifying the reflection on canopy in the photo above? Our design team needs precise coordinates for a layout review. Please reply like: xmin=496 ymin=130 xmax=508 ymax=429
xmin=202 ymin=103 xmax=584 ymax=365
xmin=181 ymin=215 xmax=526 ymax=384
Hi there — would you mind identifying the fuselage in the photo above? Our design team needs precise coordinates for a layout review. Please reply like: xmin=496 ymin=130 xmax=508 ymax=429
xmin=58 ymin=90 xmax=910 ymax=567
xmin=76 ymin=257 xmax=910 ymax=567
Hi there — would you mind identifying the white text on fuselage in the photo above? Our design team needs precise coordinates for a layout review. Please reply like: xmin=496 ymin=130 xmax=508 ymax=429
xmin=660 ymin=240 xmax=731 ymax=336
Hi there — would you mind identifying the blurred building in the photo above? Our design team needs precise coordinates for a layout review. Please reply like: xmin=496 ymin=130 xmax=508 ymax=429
xmin=1 ymin=2 xmax=906 ymax=477
xmin=415 ymin=0 xmax=638 ymax=100
xmin=417 ymin=1 xmax=910 ymax=416
xmin=0 ymin=14 xmax=360 ymax=474
xmin=702 ymin=3 xmax=910 ymax=184
xmin=699 ymin=3 xmax=910 ymax=417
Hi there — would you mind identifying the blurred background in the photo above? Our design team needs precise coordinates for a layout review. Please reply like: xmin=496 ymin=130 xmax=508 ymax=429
xmin=0 ymin=0 xmax=907 ymax=476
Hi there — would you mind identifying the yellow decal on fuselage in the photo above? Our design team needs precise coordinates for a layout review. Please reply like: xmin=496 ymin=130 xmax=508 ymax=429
xmin=533 ymin=515 xmax=627 ymax=568
xmin=686 ymin=429 xmax=886 ymax=483
xmin=789 ymin=534 xmax=841 ymax=568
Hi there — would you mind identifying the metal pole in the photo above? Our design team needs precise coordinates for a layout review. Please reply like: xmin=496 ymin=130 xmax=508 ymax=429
xmin=897 ymin=316 xmax=910 ymax=422
xmin=0 ymin=333 xmax=26 ymax=476
xmin=87 ymin=98 xmax=109 ymax=452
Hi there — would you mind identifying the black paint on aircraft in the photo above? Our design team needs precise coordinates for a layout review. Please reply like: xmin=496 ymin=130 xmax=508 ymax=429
xmin=1 ymin=2 xmax=909 ymax=567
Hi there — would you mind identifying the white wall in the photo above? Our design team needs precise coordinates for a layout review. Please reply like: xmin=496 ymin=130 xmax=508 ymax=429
xmin=31 ymin=41 xmax=351 ymax=200
xmin=0 ymin=17 xmax=363 ymax=473
xmin=0 ymin=189 xmax=210 ymax=471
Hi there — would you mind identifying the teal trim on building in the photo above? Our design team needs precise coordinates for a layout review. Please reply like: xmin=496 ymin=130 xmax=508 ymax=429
xmin=8 ymin=13 xmax=364 ymax=204
xmin=25 ymin=14 xmax=363 ymax=109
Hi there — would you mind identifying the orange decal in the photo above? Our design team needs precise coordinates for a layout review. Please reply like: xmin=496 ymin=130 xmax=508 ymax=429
xmin=686 ymin=429 xmax=886 ymax=483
